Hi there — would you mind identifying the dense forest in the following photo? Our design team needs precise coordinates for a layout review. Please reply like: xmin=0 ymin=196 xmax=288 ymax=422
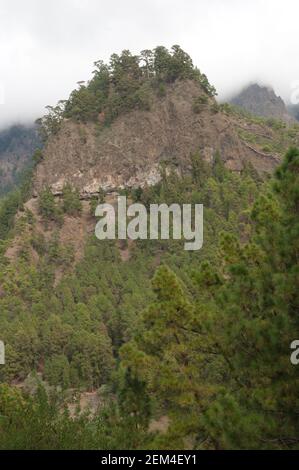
xmin=0 ymin=149 xmax=298 ymax=449
xmin=0 ymin=46 xmax=298 ymax=450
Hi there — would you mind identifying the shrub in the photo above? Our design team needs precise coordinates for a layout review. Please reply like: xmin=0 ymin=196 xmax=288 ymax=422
xmin=192 ymin=95 xmax=208 ymax=114
xmin=62 ymin=184 xmax=82 ymax=216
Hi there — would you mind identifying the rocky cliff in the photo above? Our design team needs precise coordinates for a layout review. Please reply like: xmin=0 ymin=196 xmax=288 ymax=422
xmin=33 ymin=80 xmax=295 ymax=199
xmin=230 ymin=83 xmax=294 ymax=123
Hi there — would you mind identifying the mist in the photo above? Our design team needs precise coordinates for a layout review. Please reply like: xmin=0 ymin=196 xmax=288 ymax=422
xmin=0 ymin=0 xmax=298 ymax=129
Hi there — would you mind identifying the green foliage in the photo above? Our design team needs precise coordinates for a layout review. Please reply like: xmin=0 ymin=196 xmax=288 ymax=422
xmin=62 ymin=183 xmax=82 ymax=216
xmin=44 ymin=354 xmax=71 ymax=389
xmin=37 ymin=46 xmax=217 ymax=138
xmin=0 ymin=167 xmax=35 ymax=241
xmin=36 ymin=102 xmax=65 ymax=141
xmin=117 ymin=366 xmax=152 ymax=431
xmin=121 ymin=148 xmax=299 ymax=449
xmin=198 ymin=73 xmax=217 ymax=97
xmin=89 ymin=187 xmax=106 ymax=215
xmin=0 ymin=190 xmax=22 ymax=239
xmin=210 ymin=102 xmax=220 ymax=114
xmin=192 ymin=95 xmax=209 ymax=114
xmin=38 ymin=187 xmax=62 ymax=223
xmin=0 ymin=384 xmax=150 ymax=449
xmin=153 ymin=45 xmax=199 ymax=83
xmin=3 ymin=149 xmax=299 ymax=449
xmin=32 ymin=148 xmax=43 ymax=164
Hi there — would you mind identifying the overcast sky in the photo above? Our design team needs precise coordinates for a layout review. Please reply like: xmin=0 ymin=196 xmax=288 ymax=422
xmin=0 ymin=0 xmax=298 ymax=129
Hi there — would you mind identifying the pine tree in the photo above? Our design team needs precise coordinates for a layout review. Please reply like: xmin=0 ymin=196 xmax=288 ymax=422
xmin=200 ymin=147 xmax=299 ymax=448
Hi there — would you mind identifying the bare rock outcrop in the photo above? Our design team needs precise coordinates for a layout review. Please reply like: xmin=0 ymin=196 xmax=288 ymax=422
xmin=33 ymin=80 xmax=291 ymax=197
xmin=230 ymin=83 xmax=295 ymax=123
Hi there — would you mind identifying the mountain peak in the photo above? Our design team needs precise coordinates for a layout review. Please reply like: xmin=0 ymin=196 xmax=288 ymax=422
xmin=230 ymin=83 xmax=294 ymax=123
xmin=32 ymin=49 xmax=299 ymax=199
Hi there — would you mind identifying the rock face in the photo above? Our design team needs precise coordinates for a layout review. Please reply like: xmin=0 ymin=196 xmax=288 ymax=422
xmin=33 ymin=80 xmax=289 ymax=198
xmin=230 ymin=83 xmax=294 ymax=123
xmin=0 ymin=124 xmax=40 ymax=194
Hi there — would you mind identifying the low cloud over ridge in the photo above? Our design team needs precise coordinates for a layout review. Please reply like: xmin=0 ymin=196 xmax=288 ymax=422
xmin=0 ymin=0 xmax=298 ymax=128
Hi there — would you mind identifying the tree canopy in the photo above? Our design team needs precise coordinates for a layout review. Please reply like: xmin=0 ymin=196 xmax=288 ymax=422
xmin=36 ymin=46 xmax=217 ymax=139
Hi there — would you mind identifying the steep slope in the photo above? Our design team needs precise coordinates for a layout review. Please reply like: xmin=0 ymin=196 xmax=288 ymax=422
xmin=230 ymin=83 xmax=294 ymax=123
xmin=1 ymin=47 xmax=299 ymax=450
xmin=33 ymin=80 xmax=298 ymax=198
xmin=0 ymin=124 xmax=40 ymax=195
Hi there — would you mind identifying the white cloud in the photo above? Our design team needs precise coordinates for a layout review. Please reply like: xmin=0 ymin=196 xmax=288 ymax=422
xmin=0 ymin=0 xmax=298 ymax=128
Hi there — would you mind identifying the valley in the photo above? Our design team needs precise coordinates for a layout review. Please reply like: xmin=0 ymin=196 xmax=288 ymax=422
xmin=0 ymin=45 xmax=298 ymax=451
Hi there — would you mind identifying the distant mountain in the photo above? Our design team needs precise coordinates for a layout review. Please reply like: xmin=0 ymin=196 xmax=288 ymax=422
xmin=230 ymin=83 xmax=295 ymax=123
xmin=0 ymin=124 xmax=40 ymax=195
xmin=287 ymin=103 xmax=299 ymax=121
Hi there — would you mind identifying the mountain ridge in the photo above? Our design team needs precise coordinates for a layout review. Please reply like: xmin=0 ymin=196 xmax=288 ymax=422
xmin=230 ymin=83 xmax=295 ymax=123
xmin=33 ymin=80 xmax=296 ymax=199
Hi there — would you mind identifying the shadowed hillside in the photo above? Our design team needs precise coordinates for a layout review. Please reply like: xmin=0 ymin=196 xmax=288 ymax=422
xmin=0 ymin=124 xmax=40 ymax=195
